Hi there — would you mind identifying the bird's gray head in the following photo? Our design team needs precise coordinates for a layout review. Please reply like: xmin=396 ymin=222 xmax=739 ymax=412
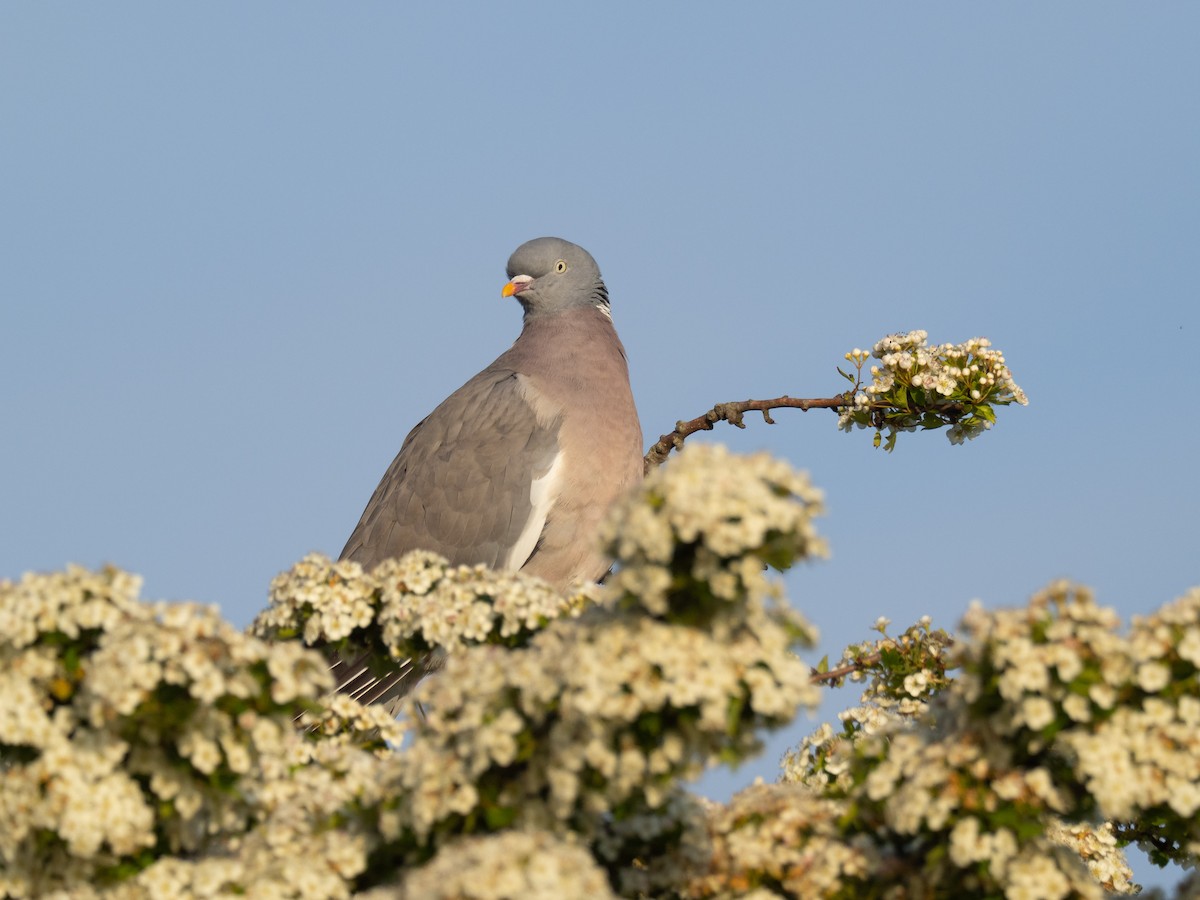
xmin=502 ymin=237 xmax=610 ymax=320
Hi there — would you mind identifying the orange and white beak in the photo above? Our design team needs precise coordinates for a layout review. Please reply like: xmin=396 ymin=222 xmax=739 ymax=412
xmin=501 ymin=274 xmax=533 ymax=298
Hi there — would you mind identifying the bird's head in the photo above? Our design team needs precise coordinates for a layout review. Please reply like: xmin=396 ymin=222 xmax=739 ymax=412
xmin=502 ymin=237 xmax=610 ymax=319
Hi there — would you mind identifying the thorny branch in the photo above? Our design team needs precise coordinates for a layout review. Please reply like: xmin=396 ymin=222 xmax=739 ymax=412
xmin=644 ymin=395 xmax=851 ymax=473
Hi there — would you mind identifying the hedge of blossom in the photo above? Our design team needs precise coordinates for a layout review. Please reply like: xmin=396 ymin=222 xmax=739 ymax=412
xmin=3 ymin=443 xmax=1199 ymax=898
xmin=839 ymin=331 xmax=1029 ymax=450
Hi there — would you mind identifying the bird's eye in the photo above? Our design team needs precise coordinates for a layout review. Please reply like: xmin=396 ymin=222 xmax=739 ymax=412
xmin=554 ymin=260 xmax=568 ymax=273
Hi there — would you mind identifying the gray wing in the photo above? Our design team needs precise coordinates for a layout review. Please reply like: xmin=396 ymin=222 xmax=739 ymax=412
xmin=329 ymin=365 xmax=560 ymax=712
xmin=340 ymin=365 xmax=561 ymax=571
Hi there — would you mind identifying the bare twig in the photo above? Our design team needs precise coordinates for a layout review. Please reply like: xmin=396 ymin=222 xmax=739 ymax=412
xmin=644 ymin=395 xmax=851 ymax=472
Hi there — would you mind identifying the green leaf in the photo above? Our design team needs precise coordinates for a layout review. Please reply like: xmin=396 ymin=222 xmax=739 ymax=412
xmin=62 ymin=645 xmax=83 ymax=677
xmin=483 ymin=804 xmax=518 ymax=829
xmin=726 ymin=694 xmax=746 ymax=736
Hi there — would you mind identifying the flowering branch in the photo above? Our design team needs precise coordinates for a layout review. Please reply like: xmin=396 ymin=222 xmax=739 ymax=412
xmin=838 ymin=332 xmax=1028 ymax=451
xmin=644 ymin=330 xmax=1029 ymax=469
xmin=809 ymin=618 xmax=955 ymax=688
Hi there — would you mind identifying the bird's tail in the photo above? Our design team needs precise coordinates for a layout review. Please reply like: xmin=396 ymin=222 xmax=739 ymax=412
xmin=325 ymin=649 xmax=430 ymax=717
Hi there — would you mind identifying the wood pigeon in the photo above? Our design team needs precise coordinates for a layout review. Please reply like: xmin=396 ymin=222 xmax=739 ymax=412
xmin=332 ymin=237 xmax=643 ymax=706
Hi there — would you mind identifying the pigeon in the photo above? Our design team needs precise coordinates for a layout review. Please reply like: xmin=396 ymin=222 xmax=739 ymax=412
xmin=332 ymin=237 xmax=643 ymax=706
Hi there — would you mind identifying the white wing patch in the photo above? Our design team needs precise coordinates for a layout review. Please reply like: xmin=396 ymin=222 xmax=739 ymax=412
xmin=504 ymin=449 xmax=566 ymax=571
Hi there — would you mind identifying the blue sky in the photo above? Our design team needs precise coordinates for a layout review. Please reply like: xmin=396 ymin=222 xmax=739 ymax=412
xmin=3 ymin=4 xmax=1198 ymax=889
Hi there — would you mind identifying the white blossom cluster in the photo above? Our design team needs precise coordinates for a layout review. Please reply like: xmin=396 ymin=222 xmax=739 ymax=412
xmin=840 ymin=331 xmax=1028 ymax=447
xmin=601 ymin=443 xmax=827 ymax=616
xmin=687 ymin=782 xmax=877 ymax=898
xmin=956 ymin=581 xmax=1200 ymax=864
xmin=382 ymin=610 xmax=819 ymax=849
xmin=11 ymin=688 xmax=391 ymax=900
xmin=0 ymin=564 xmax=351 ymax=897
xmin=956 ymin=581 xmax=1128 ymax=737
xmin=360 ymin=830 xmax=617 ymax=900
xmin=101 ymin=825 xmax=371 ymax=900
xmin=851 ymin=730 xmax=1116 ymax=897
xmin=113 ymin=728 xmax=398 ymax=900
xmin=251 ymin=550 xmax=581 ymax=666
xmin=1045 ymin=820 xmax=1139 ymax=895
xmin=785 ymin=720 xmax=1139 ymax=897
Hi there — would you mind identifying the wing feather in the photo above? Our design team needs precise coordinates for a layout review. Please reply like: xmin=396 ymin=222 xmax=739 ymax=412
xmin=340 ymin=366 xmax=561 ymax=571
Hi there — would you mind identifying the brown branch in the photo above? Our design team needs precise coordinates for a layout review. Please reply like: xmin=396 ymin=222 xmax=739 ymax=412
xmin=809 ymin=653 xmax=882 ymax=685
xmin=643 ymin=395 xmax=851 ymax=472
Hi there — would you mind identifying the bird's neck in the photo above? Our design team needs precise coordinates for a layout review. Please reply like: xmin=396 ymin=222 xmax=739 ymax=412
xmin=511 ymin=308 xmax=629 ymax=379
